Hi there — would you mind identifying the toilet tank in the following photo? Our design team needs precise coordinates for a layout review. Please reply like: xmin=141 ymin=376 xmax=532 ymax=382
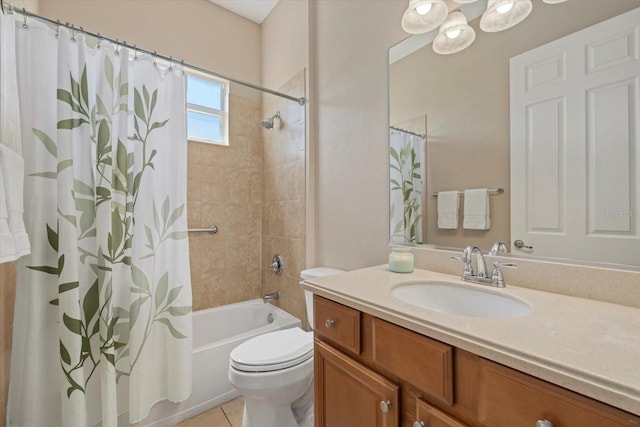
xmin=300 ymin=267 xmax=344 ymax=329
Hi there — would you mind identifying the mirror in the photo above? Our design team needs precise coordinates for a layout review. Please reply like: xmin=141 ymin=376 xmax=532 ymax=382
xmin=389 ymin=0 xmax=640 ymax=267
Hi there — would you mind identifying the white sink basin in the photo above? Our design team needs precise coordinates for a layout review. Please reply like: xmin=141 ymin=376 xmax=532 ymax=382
xmin=391 ymin=282 xmax=531 ymax=319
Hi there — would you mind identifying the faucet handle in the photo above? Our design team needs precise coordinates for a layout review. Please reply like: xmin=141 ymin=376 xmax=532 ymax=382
xmin=491 ymin=261 xmax=518 ymax=287
xmin=451 ymin=254 xmax=474 ymax=277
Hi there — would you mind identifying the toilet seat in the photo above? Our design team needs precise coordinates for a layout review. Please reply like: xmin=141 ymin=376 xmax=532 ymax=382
xmin=230 ymin=328 xmax=313 ymax=372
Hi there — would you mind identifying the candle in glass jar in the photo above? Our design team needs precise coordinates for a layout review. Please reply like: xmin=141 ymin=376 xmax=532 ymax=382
xmin=388 ymin=247 xmax=414 ymax=273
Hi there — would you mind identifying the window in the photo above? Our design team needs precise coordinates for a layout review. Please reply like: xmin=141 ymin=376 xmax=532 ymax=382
xmin=186 ymin=72 xmax=229 ymax=145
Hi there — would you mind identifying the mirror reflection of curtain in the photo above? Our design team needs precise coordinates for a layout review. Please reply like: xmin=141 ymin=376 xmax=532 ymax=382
xmin=390 ymin=128 xmax=424 ymax=244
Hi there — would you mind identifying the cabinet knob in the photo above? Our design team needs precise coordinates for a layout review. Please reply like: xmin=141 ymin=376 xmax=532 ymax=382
xmin=379 ymin=400 xmax=392 ymax=413
xmin=413 ymin=422 xmax=426 ymax=427
xmin=536 ymin=421 xmax=555 ymax=427
xmin=325 ymin=319 xmax=335 ymax=328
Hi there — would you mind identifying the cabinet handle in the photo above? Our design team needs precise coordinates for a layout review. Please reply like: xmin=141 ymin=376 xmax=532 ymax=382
xmin=536 ymin=421 xmax=555 ymax=427
xmin=379 ymin=400 xmax=392 ymax=413
xmin=413 ymin=422 xmax=426 ymax=427
xmin=325 ymin=319 xmax=335 ymax=328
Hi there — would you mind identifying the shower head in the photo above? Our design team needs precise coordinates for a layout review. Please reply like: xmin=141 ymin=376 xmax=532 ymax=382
xmin=261 ymin=111 xmax=281 ymax=131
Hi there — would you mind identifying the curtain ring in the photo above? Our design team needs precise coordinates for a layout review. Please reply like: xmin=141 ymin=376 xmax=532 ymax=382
xmin=21 ymin=8 xmax=28 ymax=28
xmin=169 ymin=56 xmax=173 ymax=70
xmin=114 ymin=39 xmax=120 ymax=56
xmin=70 ymin=24 xmax=76 ymax=42
xmin=133 ymin=44 xmax=138 ymax=60
xmin=96 ymin=32 xmax=101 ymax=48
xmin=153 ymin=51 xmax=157 ymax=66
xmin=55 ymin=20 xmax=61 ymax=38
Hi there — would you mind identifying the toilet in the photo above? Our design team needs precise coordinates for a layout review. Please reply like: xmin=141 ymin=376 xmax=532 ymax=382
xmin=228 ymin=267 xmax=344 ymax=427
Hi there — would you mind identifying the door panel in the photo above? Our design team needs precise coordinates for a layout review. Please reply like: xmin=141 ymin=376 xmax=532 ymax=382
xmin=510 ymin=7 xmax=640 ymax=265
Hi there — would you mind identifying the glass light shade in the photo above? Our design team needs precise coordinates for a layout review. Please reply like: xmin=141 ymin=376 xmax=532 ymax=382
xmin=433 ymin=11 xmax=476 ymax=55
xmin=451 ymin=0 xmax=479 ymax=3
xmin=401 ymin=0 xmax=448 ymax=34
xmin=480 ymin=0 xmax=532 ymax=32
xmin=542 ymin=0 xmax=568 ymax=3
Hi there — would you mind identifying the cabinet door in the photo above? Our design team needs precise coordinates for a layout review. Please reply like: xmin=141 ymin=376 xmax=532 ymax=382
xmin=315 ymin=339 xmax=399 ymax=427
xmin=415 ymin=399 xmax=469 ymax=427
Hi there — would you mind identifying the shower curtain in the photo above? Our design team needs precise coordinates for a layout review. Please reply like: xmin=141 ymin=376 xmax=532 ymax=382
xmin=3 ymin=14 xmax=192 ymax=427
xmin=390 ymin=128 xmax=424 ymax=244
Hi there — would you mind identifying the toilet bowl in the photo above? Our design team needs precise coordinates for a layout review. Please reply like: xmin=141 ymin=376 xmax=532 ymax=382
xmin=227 ymin=267 xmax=344 ymax=427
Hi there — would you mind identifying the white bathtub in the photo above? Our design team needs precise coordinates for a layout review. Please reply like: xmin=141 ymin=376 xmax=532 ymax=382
xmin=130 ymin=299 xmax=301 ymax=427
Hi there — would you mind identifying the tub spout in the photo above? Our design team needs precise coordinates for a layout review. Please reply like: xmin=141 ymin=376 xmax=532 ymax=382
xmin=263 ymin=291 xmax=280 ymax=303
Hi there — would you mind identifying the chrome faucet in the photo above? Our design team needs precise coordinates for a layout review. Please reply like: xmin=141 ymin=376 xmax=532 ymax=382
xmin=466 ymin=245 xmax=489 ymax=278
xmin=263 ymin=291 xmax=280 ymax=303
xmin=453 ymin=245 xmax=517 ymax=287
xmin=488 ymin=240 xmax=508 ymax=256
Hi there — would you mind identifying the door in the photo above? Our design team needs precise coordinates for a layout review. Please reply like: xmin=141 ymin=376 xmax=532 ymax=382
xmin=510 ymin=7 xmax=640 ymax=265
xmin=314 ymin=339 xmax=399 ymax=427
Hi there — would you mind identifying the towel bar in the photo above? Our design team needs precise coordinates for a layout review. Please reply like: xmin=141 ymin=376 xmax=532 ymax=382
xmin=432 ymin=187 xmax=504 ymax=198
xmin=187 ymin=225 xmax=218 ymax=234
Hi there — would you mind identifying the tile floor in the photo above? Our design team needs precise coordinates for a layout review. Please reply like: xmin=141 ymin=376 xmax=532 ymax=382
xmin=177 ymin=398 xmax=244 ymax=427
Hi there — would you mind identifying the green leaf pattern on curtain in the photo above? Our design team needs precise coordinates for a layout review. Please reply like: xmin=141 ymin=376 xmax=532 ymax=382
xmin=390 ymin=130 xmax=423 ymax=244
xmin=26 ymin=58 xmax=190 ymax=397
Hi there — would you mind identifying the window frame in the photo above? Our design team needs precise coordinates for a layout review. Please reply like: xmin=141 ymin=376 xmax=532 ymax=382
xmin=185 ymin=70 xmax=229 ymax=146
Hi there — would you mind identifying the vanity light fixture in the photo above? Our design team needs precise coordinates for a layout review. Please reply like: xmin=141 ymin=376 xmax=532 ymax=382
xmin=433 ymin=11 xmax=476 ymax=55
xmin=480 ymin=0 xmax=533 ymax=32
xmin=403 ymin=0 xmax=566 ymax=54
xmin=401 ymin=0 xmax=448 ymax=34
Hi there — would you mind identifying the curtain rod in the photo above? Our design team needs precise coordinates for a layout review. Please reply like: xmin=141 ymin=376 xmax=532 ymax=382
xmin=390 ymin=126 xmax=425 ymax=139
xmin=1 ymin=2 xmax=306 ymax=106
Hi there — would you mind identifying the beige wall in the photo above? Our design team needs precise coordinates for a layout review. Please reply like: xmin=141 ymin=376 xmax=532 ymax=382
xmin=8 ymin=0 xmax=38 ymax=13
xmin=188 ymin=95 xmax=263 ymax=310
xmin=40 ymin=0 xmax=262 ymax=100
xmin=261 ymin=0 xmax=308 ymax=90
xmin=0 ymin=264 xmax=16 ymax=427
xmin=390 ymin=0 xmax=637 ymax=250
xmin=311 ymin=0 xmax=406 ymax=271
xmin=261 ymin=70 xmax=307 ymax=327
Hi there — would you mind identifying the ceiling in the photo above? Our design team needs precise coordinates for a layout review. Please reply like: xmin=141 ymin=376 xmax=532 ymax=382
xmin=208 ymin=0 xmax=279 ymax=24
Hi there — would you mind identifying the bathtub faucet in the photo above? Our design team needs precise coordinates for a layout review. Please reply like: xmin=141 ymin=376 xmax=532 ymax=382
xmin=263 ymin=291 xmax=280 ymax=304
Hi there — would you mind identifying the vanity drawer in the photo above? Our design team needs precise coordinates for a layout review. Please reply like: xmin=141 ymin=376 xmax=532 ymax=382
xmin=314 ymin=296 xmax=361 ymax=355
xmin=371 ymin=317 xmax=453 ymax=405
xmin=415 ymin=399 xmax=469 ymax=427
xmin=478 ymin=360 xmax=640 ymax=427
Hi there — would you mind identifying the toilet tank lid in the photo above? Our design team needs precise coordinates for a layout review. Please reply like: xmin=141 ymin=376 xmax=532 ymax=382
xmin=300 ymin=267 xmax=344 ymax=280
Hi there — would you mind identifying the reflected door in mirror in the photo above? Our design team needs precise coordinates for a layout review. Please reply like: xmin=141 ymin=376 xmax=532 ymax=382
xmin=510 ymin=7 xmax=640 ymax=265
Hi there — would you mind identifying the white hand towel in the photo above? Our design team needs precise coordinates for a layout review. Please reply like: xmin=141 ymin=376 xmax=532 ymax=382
xmin=0 ymin=156 xmax=17 ymax=262
xmin=437 ymin=191 xmax=459 ymax=229
xmin=0 ymin=144 xmax=30 ymax=263
xmin=463 ymin=189 xmax=491 ymax=230
xmin=0 ymin=13 xmax=23 ymax=154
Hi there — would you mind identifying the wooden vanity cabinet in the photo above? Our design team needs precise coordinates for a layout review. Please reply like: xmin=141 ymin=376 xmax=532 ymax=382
xmin=312 ymin=295 xmax=640 ymax=427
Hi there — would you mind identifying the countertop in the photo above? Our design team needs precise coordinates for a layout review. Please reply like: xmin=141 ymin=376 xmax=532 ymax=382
xmin=302 ymin=265 xmax=640 ymax=416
